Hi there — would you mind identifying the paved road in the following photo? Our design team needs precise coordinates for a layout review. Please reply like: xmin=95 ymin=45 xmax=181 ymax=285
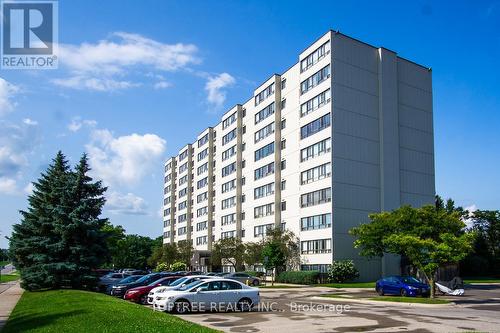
xmin=175 ymin=285 xmax=500 ymax=333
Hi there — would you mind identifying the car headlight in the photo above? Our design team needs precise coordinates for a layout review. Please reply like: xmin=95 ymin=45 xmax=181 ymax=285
xmin=127 ymin=290 xmax=139 ymax=294
xmin=157 ymin=296 xmax=166 ymax=301
xmin=408 ymin=286 xmax=417 ymax=290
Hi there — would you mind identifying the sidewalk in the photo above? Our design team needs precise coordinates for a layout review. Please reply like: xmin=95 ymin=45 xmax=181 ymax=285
xmin=0 ymin=282 xmax=24 ymax=330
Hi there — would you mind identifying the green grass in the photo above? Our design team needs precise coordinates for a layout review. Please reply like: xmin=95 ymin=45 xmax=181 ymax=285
xmin=369 ymin=296 xmax=450 ymax=304
xmin=2 ymin=289 xmax=221 ymax=333
xmin=0 ymin=273 xmax=19 ymax=283
xmin=259 ymin=285 xmax=303 ymax=289
xmin=464 ymin=277 xmax=500 ymax=284
xmin=315 ymin=282 xmax=375 ymax=288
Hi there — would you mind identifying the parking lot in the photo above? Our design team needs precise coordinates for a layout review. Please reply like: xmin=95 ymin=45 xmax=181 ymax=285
xmin=174 ymin=284 xmax=500 ymax=333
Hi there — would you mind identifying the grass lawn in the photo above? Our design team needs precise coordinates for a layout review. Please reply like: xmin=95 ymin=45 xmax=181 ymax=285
xmin=315 ymin=282 xmax=375 ymax=288
xmin=369 ymin=296 xmax=450 ymax=304
xmin=0 ymin=272 xmax=19 ymax=283
xmin=2 ymin=290 xmax=220 ymax=333
xmin=464 ymin=277 xmax=500 ymax=284
xmin=259 ymin=285 xmax=303 ymax=289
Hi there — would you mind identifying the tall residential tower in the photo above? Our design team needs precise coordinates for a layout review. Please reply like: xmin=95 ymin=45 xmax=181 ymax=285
xmin=162 ymin=31 xmax=435 ymax=281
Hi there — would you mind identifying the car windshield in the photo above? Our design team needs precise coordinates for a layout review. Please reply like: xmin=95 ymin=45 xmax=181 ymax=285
xmin=135 ymin=275 xmax=155 ymax=284
xmin=401 ymin=277 xmax=421 ymax=284
xmin=147 ymin=278 xmax=166 ymax=287
xmin=170 ymin=277 xmax=188 ymax=286
xmin=179 ymin=280 xmax=204 ymax=291
xmin=119 ymin=275 xmax=140 ymax=283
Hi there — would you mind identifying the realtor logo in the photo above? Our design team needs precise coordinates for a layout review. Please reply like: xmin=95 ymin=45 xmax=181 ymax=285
xmin=1 ymin=0 xmax=58 ymax=69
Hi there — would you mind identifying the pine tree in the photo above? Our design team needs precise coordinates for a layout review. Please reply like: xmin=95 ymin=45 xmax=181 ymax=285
xmin=9 ymin=152 xmax=109 ymax=290
xmin=10 ymin=151 xmax=72 ymax=290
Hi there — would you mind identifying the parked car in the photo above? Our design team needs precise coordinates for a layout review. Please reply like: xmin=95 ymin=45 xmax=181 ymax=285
xmin=97 ymin=272 xmax=130 ymax=292
xmin=375 ymin=276 xmax=430 ymax=297
xmin=147 ymin=275 xmax=215 ymax=304
xmin=105 ymin=274 xmax=144 ymax=294
xmin=224 ymin=272 xmax=260 ymax=286
xmin=153 ymin=278 xmax=260 ymax=313
xmin=110 ymin=273 xmax=168 ymax=297
xmin=124 ymin=276 xmax=181 ymax=304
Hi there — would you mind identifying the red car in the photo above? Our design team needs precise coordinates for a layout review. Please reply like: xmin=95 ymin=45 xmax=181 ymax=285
xmin=124 ymin=276 xmax=181 ymax=304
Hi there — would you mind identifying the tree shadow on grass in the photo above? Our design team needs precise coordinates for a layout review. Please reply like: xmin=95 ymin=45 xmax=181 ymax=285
xmin=1 ymin=310 xmax=88 ymax=333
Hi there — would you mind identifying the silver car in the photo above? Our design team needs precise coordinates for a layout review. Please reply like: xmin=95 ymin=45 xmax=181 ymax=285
xmin=222 ymin=272 xmax=260 ymax=286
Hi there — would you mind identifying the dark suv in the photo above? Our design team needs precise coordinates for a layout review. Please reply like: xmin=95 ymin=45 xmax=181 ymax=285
xmin=110 ymin=273 xmax=168 ymax=297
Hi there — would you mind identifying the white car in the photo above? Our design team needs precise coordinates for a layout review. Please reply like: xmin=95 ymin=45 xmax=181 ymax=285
xmin=153 ymin=278 xmax=260 ymax=313
xmin=147 ymin=275 xmax=213 ymax=304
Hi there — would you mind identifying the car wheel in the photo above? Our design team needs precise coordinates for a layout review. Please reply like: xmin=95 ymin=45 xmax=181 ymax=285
xmin=237 ymin=298 xmax=253 ymax=312
xmin=252 ymin=279 xmax=259 ymax=286
xmin=174 ymin=299 xmax=191 ymax=314
xmin=400 ymin=288 xmax=407 ymax=297
xmin=377 ymin=287 xmax=384 ymax=296
xmin=140 ymin=295 xmax=147 ymax=305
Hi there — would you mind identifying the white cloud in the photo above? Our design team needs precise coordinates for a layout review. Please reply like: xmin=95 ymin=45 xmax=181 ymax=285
xmin=153 ymin=81 xmax=171 ymax=90
xmin=86 ymin=129 xmax=166 ymax=186
xmin=0 ymin=120 xmax=39 ymax=179
xmin=0 ymin=177 xmax=17 ymax=194
xmin=24 ymin=182 xmax=34 ymax=195
xmin=105 ymin=191 xmax=148 ymax=215
xmin=23 ymin=118 xmax=38 ymax=126
xmin=68 ymin=117 xmax=97 ymax=132
xmin=205 ymin=73 xmax=235 ymax=109
xmin=463 ymin=204 xmax=478 ymax=229
xmin=0 ymin=77 xmax=19 ymax=115
xmin=53 ymin=32 xmax=200 ymax=92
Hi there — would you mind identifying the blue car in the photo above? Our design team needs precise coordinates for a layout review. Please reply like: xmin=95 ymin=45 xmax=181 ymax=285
xmin=375 ymin=276 xmax=430 ymax=297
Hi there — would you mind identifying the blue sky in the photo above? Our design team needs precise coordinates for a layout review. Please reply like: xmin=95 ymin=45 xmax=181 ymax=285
xmin=1 ymin=0 xmax=499 ymax=248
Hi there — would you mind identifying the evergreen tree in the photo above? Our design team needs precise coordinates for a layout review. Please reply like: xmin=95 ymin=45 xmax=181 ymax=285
xmin=9 ymin=152 xmax=109 ymax=290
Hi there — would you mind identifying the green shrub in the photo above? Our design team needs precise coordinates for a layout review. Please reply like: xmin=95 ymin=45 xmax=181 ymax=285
xmin=155 ymin=262 xmax=169 ymax=272
xmin=327 ymin=260 xmax=359 ymax=283
xmin=276 ymin=271 xmax=319 ymax=284
xmin=170 ymin=262 xmax=187 ymax=271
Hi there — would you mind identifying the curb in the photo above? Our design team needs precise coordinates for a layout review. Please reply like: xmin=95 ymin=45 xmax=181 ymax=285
xmin=310 ymin=296 xmax=455 ymax=308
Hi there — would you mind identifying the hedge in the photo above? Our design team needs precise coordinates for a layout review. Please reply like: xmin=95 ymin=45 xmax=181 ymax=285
xmin=276 ymin=271 xmax=320 ymax=284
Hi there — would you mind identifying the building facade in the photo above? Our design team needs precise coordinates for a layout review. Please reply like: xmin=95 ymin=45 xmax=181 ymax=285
xmin=162 ymin=31 xmax=435 ymax=281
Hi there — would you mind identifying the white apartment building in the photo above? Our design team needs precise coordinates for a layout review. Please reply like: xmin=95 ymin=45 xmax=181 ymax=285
xmin=162 ymin=31 xmax=435 ymax=281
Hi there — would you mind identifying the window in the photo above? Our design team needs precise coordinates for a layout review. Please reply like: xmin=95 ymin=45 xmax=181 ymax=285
xmin=301 ymin=264 xmax=329 ymax=273
xmin=221 ymin=230 xmax=236 ymax=239
xmin=281 ymin=99 xmax=286 ymax=109
xmin=197 ymin=191 xmax=208 ymax=203
xmin=179 ymin=149 xmax=189 ymax=161
xmin=254 ymin=122 xmax=275 ymax=143
xmin=222 ymin=145 xmax=237 ymax=161
xmin=280 ymin=160 xmax=286 ymax=170
xmin=300 ymin=40 xmax=331 ymax=72
xmin=178 ymin=201 xmax=187 ymax=210
xmin=300 ymin=113 xmax=330 ymax=139
xmin=221 ymin=196 xmax=236 ymax=209
xmin=221 ymin=213 xmax=236 ymax=226
xmin=222 ymin=162 xmax=236 ymax=177
xmin=255 ymin=142 xmax=274 ymax=161
xmin=164 ymin=197 xmax=171 ymax=205
xmin=196 ymin=221 xmax=208 ymax=231
xmin=179 ymin=175 xmax=188 ymax=185
xmin=300 ymin=188 xmax=331 ymax=207
xmin=254 ymin=162 xmax=274 ymax=180
xmin=197 ymin=206 xmax=208 ymax=217
xmin=254 ymin=223 xmax=274 ymax=237
xmin=301 ymin=88 xmax=331 ymax=118
xmin=179 ymin=188 xmax=188 ymax=198
xmin=178 ymin=214 xmax=187 ymax=223
xmin=281 ymin=201 xmax=286 ymax=211
xmin=222 ymin=179 xmax=236 ymax=193
xmin=301 ymin=239 xmax=331 ymax=254
xmin=164 ymin=219 xmax=170 ymax=227
xmin=197 ymin=162 xmax=208 ymax=175
xmin=301 ymin=137 xmax=331 ymax=162
xmin=254 ymin=203 xmax=274 ymax=218
xmin=178 ymin=226 xmax=187 ymax=236
xmin=281 ymin=78 xmax=286 ymax=90
xmin=164 ymin=208 xmax=171 ymax=216
xmin=281 ymin=119 xmax=286 ymax=130
xmin=165 ymin=174 xmax=171 ymax=182
xmin=301 ymin=213 xmax=332 ymax=231
xmin=280 ymin=180 xmax=286 ymax=191
xmin=198 ymin=133 xmax=209 ymax=147
xmin=165 ymin=185 xmax=171 ymax=193
xmin=197 ymin=177 xmax=208 ymax=189
xmin=165 ymin=163 xmax=172 ymax=172
xmin=196 ymin=236 xmax=208 ymax=246
xmin=255 ymin=83 xmax=275 ymax=106
xmin=301 ymin=65 xmax=331 ymax=95
xmin=255 ymin=102 xmax=275 ymax=124
xmin=197 ymin=148 xmax=209 ymax=161
xmin=222 ymin=128 xmax=237 ymax=145
xmin=254 ymin=182 xmax=274 ymax=199
xmin=280 ymin=139 xmax=286 ymax=150
xmin=164 ymin=231 xmax=170 ymax=238
xmin=301 ymin=162 xmax=331 ymax=184
xmin=222 ymin=112 xmax=237 ymax=129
